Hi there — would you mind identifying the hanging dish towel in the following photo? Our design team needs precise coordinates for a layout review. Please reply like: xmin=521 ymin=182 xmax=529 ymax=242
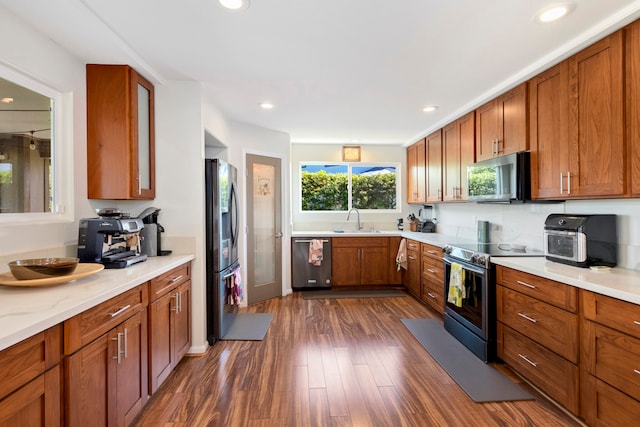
xmin=396 ymin=238 xmax=407 ymax=270
xmin=309 ymin=239 xmax=324 ymax=266
xmin=226 ymin=268 xmax=244 ymax=305
xmin=447 ymin=262 xmax=466 ymax=308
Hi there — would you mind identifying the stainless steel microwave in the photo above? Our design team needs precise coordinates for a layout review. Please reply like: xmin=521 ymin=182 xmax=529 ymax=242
xmin=467 ymin=152 xmax=531 ymax=203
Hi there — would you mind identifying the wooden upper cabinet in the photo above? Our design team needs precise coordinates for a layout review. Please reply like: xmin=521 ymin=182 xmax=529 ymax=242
xmin=626 ymin=20 xmax=640 ymax=196
xmin=475 ymin=82 xmax=528 ymax=161
xmin=529 ymin=61 xmax=570 ymax=199
xmin=406 ymin=139 xmax=426 ymax=203
xmin=443 ymin=112 xmax=475 ymax=201
xmin=567 ymin=31 xmax=625 ymax=198
xmin=87 ymin=64 xmax=156 ymax=200
xmin=425 ymin=130 xmax=443 ymax=202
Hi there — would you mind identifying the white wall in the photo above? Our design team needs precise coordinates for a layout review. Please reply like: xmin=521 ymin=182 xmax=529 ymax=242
xmin=291 ymin=143 xmax=409 ymax=232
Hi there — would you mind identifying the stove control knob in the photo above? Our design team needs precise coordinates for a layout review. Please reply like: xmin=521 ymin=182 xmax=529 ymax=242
xmin=443 ymin=246 xmax=452 ymax=254
xmin=476 ymin=255 xmax=487 ymax=266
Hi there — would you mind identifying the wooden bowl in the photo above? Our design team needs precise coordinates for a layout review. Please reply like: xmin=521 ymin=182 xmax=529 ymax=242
xmin=9 ymin=258 xmax=79 ymax=280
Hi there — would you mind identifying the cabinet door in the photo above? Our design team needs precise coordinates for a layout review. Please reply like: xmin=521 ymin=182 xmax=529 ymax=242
xmin=173 ymin=281 xmax=191 ymax=364
xmin=149 ymin=293 xmax=173 ymax=394
xmin=332 ymin=247 xmax=360 ymax=286
xmin=568 ymin=31 xmax=625 ymax=197
xmin=425 ymin=130 xmax=443 ymax=202
xmin=131 ymin=71 xmax=155 ymax=199
xmin=442 ymin=120 xmax=461 ymax=201
xmin=475 ymin=99 xmax=499 ymax=161
xmin=359 ymin=246 xmax=389 ymax=285
xmin=405 ymin=250 xmax=420 ymax=296
xmin=498 ymin=82 xmax=528 ymax=156
xmin=626 ymin=20 xmax=640 ymax=196
xmin=0 ymin=367 xmax=60 ymax=427
xmin=529 ymin=62 xmax=570 ymax=199
xmin=65 ymin=333 xmax=115 ymax=427
xmin=116 ymin=311 xmax=147 ymax=427
xmin=458 ymin=112 xmax=475 ymax=201
xmin=406 ymin=139 xmax=426 ymax=203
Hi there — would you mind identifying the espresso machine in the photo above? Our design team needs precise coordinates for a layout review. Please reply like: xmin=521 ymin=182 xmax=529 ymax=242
xmin=138 ymin=207 xmax=172 ymax=257
xmin=77 ymin=213 xmax=148 ymax=268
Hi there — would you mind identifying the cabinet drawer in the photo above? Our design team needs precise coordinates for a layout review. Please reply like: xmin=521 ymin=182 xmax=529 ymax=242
xmin=496 ymin=266 xmax=577 ymax=312
xmin=582 ymin=321 xmax=640 ymax=401
xmin=581 ymin=371 xmax=640 ymax=427
xmin=582 ymin=290 xmax=640 ymax=339
xmin=421 ymin=256 xmax=443 ymax=281
xmin=64 ymin=284 xmax=148 ymax=355
xmin=333 ymin=237 xmax=387 ymax=247
xmin=149 ymin=262 xmax=191 ymax=301
xmin=421 ymin=243 xmax=442 ymax=261
xmin=0 ymin=325 xmax=61 ymax=401
xmin=497 ymin=323 xmax=579 ymax=415
xmin=405 ymin=239 xmax=420 ymax=252
xmin=421 ymin=278 xmax=444 ymax=315
xmin=496 ymin=285 xmax=578 ymax=363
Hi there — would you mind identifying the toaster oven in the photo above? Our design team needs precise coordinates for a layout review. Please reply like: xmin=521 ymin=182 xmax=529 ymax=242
xmin=543 ymin=214 xmax=617 ymax=268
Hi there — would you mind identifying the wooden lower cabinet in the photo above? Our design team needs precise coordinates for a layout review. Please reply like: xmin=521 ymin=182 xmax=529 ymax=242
xmin=0 ymin=325 xmax=62 ymax=427
xmin=495 ymin=266 xmax=579 ymax=416
xmin=332 ymin=237 xmax=391 ymax=286
xmin=581 ymin=290 xmax=640 ymax=426
xmin=403 ymin=239 xmax=420 ymax=296
xmin=149 ymin=279 xmax=191 ymax=394
xmin=420 ymin=243 xmax=444 ymax=314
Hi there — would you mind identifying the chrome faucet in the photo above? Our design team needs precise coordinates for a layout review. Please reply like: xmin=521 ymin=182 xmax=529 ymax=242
xmin=346 ymin=208 xmax=361 ymax=231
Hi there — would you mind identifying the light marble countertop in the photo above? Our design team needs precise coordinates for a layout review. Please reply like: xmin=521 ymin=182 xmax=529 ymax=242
xmin=0 ymin=254 xmax=195 ymax=351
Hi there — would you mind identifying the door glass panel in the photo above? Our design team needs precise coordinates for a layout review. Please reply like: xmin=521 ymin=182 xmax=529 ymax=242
xmin=253 ymin=163 xmax=275 ymax=285
xmin=137 ymin=83 xmax=150 ymax=189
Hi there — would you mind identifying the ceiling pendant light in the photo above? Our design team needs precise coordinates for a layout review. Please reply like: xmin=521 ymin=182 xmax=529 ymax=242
xmin=219 ymin=0 xmax=250 ymax=10
xmin=29 ymin=130 xmax=36 ymax=150
xmin=534 ymin=2 xmax=575 ymax=24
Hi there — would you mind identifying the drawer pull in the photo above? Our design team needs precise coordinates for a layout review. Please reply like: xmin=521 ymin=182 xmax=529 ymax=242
xmin=112 ymin=332 xmax=124 ymax=364
xmin=123 ymin=328 xmax=128 ymax=359
xmin=634 ymin=369 xmax=640 ymax=376
xmin=634 ymin=321 xmax=640 ymax=327
xmin=518 ymin=312 xmax=538 ymax=323
xmin=171 ymin=293 xmax=180 ymax=313
xmin=518 ymin=353 xmax=538 ymax=367
xmin=170 ymin=274 xmax=184 ymax=283
xmin=427 ymin=268 xmax=437 ymax=274
xmin=408 ymin=256 xmax=416 ymax=260
xmin=516 ymin=280 xmax=536 ymax=289
xmin=427 ymin=250 xmax=436 ymax=254
xmin=427 ymin=292 xmax=437 ymax=299
xmin=109 ymin=305 xmax=131 ymax=318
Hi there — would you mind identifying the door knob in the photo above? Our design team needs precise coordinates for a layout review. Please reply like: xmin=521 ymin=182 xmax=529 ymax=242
xmin=274 ymin=232 xmax=283 ymax=238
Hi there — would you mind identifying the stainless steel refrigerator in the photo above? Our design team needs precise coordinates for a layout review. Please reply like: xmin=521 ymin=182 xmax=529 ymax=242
xmin=205 ymin=158 xmax=240 ymax=345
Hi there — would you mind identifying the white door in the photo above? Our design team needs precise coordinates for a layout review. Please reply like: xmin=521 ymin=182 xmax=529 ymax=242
xmin=246 ymin=154 xmax=282 ymax=304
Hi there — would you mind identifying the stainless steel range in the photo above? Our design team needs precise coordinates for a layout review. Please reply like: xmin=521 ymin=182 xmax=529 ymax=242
xmin=441 ymin=242 xmax=543 ymax=362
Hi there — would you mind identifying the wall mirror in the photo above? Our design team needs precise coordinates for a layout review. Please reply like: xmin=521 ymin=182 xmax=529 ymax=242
xmin=0 ymin=75 xmax=55 ymax=215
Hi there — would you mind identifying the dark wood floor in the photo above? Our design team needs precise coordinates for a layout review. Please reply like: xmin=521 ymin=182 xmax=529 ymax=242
xmin=133 ymin=291 xmax=582 ymax=426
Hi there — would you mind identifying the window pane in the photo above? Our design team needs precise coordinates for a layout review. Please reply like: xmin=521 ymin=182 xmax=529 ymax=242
xmin=301 ymin=164 xmax=348 ymax=211
xmin=351 ymin=166 xmax=397 ymax=210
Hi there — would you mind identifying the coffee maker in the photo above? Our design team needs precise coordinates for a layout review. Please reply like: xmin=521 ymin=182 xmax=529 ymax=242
xmin=77 ymin=215 xmax=148 ymax=268
xmin=138 ymin=207 xmax=172 ymax=257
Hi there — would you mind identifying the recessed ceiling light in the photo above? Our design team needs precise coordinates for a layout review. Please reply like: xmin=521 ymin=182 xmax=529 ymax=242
xmin=351 ymin=139 xmax=360 ymax=143
xmin=259 ymin=102 xmax=274 ymax=110
xmin=422 ymin=105 xmax=439 ymax=113
xmin=219 ymin=0 xmax=250 ymax=10
xmin=1 ymin=97 xmax=13 ymax=104
xmin=534 ymin=2 xmax=575 ymax=23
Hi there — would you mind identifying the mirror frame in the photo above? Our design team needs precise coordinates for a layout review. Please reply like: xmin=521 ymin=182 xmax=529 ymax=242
xmin=0 ymin=61 xmax=73 ymax=224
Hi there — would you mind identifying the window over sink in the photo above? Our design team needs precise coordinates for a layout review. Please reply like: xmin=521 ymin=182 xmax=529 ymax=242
xmin=300 ymin=162 xmax=399 ymax=212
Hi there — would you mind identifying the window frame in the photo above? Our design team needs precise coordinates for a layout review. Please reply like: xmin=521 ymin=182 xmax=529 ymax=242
xmin=299 ymin=161 xmax=401 ymax=213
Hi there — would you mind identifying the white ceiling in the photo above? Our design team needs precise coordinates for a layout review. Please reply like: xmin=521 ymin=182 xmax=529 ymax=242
xmin=2 ymin=0 xmax=640 ymax=146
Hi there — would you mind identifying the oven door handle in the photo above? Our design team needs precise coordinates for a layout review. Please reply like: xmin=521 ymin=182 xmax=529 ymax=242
xmin=444 ymin=257 xmax=487 ymax=276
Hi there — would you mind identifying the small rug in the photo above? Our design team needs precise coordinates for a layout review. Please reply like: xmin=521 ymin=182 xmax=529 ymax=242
xmin=221 ymin=313 xmax=273 ymax=341
xmin=302 ymin=289 xmax=406 ymax=300
xmin=401 ymin=318 xmax=534 ymax=403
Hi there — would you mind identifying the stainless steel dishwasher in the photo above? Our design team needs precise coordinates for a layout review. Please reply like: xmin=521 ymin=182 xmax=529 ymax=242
xmin=292 ymin=237 xmax=332 ymax=289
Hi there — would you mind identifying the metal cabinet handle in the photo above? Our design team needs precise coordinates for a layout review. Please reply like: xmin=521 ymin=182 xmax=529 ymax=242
xmin=567 ymin=171 xmax=571 ymax=195
xmin=170 ymin=274 xmax=184 ymax=283
xmin=634 ymin=369 xmax=640 ymax=375
xmin=427 ymin=292 xmax=437 ymax=299
xmin=560 ymin=173 xmax=564 ymax=194
xmin=123 ymin=328 xmax=128 ymax=359
xmin=518 ymin=353 xmax=538 ymax=367
xmin=171 ymin=293 xmax=180 ymax=312
xmin=518 ymin=312 xmax=538 ymax=323
xmin=427 ymin=250 xmax=436 ymax=254
xmin=109 ymin=305 xmax=131 ymax=318
xmin=112 ymin=332 xmax=124 ymax=364
xmin=516 ymin=280 xmax=536 ymax=289
xmin=427 ymin=268 xmax=437 ymax=274
xmin=633 ymin=320 xmax=640 ymax=327
xmin=137 ymin=174 xmax=142 ymax=195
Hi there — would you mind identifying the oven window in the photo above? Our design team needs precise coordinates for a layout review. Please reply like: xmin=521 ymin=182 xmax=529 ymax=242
xmin=547 ymin=234 xmax=574 ymax=258
xmin=445 ymin=265 xmax=485 ymax=331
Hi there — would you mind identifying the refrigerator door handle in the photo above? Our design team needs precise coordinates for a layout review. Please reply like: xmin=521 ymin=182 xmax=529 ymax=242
xmin=230 ymin=182 xmax=239 ymax=245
